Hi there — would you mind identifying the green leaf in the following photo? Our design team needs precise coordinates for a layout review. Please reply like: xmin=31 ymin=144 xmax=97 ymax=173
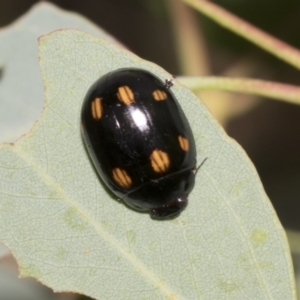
xmin=0 ymin=2 xmax=119 ymax=144
xmin=0 ymin=8 xmax=296 ymax=300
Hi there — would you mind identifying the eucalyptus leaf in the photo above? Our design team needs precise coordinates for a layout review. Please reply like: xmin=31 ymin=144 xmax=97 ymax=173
xmin=0 ymin=2 xmax=119 ymax=144
xmin=0 ymin=15 xmax=296 ymax=300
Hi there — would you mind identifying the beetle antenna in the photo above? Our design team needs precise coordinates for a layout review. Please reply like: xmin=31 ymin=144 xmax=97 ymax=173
xmin=194 ymin=157 xmax=208 ymax=175
xmin=165 ymin=75 xmax=176 ymax=89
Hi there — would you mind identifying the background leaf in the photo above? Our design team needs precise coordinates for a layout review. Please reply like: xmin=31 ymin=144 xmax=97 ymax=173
xmin=0 ymin=27 xmax=296 ymax=299
xmin=0 ymin=2 xmax=119 ymax=144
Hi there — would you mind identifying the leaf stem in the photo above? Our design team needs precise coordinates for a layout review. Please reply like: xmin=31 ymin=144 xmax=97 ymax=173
xmin=182 ymin=0 xmax=300 ymax=70
xmin=166 ymin=0 xmax=210 ymax=75
xmin=178 ymin=76 xmax=300 ymax=105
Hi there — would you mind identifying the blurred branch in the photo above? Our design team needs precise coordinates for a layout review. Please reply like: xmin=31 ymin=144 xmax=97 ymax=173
xmin=166 ymin=0 xmax=209 ymax=75
xmin=178 ymin=76 xmax=300 ymax=105
xmin=182 ymin=0 xmax=300 ymax=70
xmin=286 ymin=230 xmax=300 ymax=255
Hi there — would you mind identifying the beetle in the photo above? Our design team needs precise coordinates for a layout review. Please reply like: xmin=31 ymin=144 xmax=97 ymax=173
xmin=81 ymin=68 xmax=197 ymax=219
